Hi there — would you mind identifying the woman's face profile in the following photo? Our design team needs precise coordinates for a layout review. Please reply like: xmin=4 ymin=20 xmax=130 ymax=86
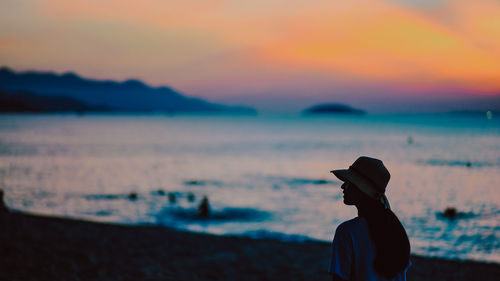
xmin=341 ymin=181 xmax=362 ymax=206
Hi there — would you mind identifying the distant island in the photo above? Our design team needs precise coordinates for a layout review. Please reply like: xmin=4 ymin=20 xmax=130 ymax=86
xmin=0 ymin=67 xmax=256 ymax=114
xmin=302 ymin=103 xmax=365 ymax=115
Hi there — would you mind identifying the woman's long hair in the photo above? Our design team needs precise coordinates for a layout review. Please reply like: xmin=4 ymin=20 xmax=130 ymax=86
xmin=357 ymin=187 xmax=410 ymax=278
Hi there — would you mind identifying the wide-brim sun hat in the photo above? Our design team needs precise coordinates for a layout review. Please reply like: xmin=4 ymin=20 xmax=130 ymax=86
xmin=331 ymin=156 xmax=391 ymax=209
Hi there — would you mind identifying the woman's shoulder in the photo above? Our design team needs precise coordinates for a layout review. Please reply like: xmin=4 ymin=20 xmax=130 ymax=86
xmin=336 ymin=217 xmax=367 ymax=233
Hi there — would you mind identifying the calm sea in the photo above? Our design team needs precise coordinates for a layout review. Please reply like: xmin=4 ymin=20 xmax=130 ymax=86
xmin=0 ymin=113 xmax=499 ymax=262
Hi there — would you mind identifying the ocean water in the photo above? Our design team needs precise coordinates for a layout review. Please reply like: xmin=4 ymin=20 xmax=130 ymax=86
xmin=0 ymin=113 xmax=499 ymax=263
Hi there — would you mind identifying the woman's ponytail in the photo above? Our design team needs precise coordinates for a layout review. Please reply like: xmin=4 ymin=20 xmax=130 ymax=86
xmin=360 ymin=192 xmax=411 ymax=278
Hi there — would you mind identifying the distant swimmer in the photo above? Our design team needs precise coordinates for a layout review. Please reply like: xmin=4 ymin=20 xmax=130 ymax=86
xmin=128 ymin=192 xmax=138 ymax=200
xmin=168 ymin=192 xmax=177 ymax=203
xmin=198 ymin=196 xmax=210 ymax=218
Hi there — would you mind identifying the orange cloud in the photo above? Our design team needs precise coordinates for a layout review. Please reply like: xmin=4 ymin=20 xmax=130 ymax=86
xmin=257 ymin=0 xmax=500 ymax=93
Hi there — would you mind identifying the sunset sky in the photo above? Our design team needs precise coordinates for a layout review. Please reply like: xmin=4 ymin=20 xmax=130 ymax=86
xmin=1 ymin=0 xmax=499 ymax=112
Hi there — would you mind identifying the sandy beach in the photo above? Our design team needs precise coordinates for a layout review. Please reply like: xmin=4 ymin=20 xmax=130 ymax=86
xmin=1 ymin=211 xmax=499 ymax=281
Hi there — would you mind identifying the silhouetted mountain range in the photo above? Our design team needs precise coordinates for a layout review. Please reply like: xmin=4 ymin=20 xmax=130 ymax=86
xmin=0 ymin=89 xmax=110 ymax=113
xmin=0 ymin=67 xmax=256 ymax=114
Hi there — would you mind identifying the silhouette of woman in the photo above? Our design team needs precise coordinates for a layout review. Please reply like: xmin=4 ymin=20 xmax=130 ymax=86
xmin=329 ymin=156 xmax=410 ymax=281
xmin=0 ymin=189 xmax=8 ymax=213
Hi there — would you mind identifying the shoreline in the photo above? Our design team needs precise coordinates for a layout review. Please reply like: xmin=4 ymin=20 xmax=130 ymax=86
xmin=1 ymin=211 xmax=499 ymax=281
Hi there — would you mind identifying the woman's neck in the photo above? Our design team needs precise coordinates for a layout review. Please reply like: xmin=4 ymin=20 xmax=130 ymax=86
xmin=356 ymin=205 xmax=369 ymax=217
